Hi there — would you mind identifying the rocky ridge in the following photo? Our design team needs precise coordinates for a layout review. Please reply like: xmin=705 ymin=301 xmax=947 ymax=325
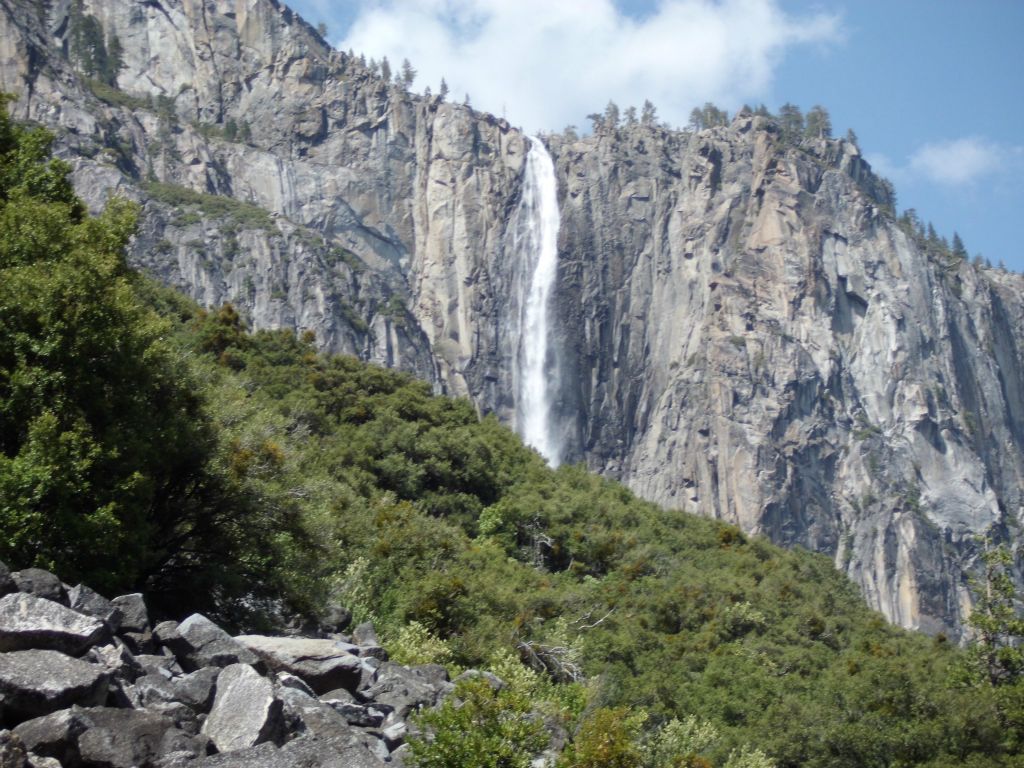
xmin=0 ymin=560 xmax=463 ymax=767
xmin=2 ymin=0 xmax=1024 ymax=637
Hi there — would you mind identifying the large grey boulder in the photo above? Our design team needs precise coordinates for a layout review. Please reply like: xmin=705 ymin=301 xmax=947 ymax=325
xmin=362 ymin=663 xmax=453 ymax=719
xmin=234 ymin=636 xmax=361 ymax=695
xmin=12 ymin=570 xmax=66 ymax=605
xmin=12 ymin=708 xmax=90 ymax=766
xmin=201 ymin=664 xmax=281 ymax=753
xmin=0 ymin=650 xmax=109 ymax=722
xmin=110 ymin=594 xmax=149 ymax=634
xmin=76 ymin=707 xmax=209 ymax=767
xmin=0 ymin=593 xmax=108 ymax=654
xmin=188 ymin=735 xmax=386 ymax=767
xmin=173 ymin=667 xmax=220 ymax=713
xmin=67 ymin=585 xmax=122 ymax=631
xmin=167 ymin=615 xmax=261 ymax=671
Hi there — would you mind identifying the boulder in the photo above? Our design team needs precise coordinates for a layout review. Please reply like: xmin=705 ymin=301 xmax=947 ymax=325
xmin=85 ymin=642 xmax=142 ymax=683
xmin=67 ymin=585 xmax=122 ymax=631
xmin=75 ymin=707 xmax=209 ymax=767
xmin=0 ymin=650 xmax=109 ymax=722
xmin=12 ymin=570 xmax=66 ymax=605
xmin=110 ymin=594 xmax=149 ymax=634
xmin=350 ymin=623 xmax=379 ymax=647
xmin=234 ymin=636 xmax=361 ymax=695
xmin=12 ymin=709 xmax=89 ymax=766
xmin=0 ymin=593 xmax=109 ymax=654
xmin=186 ymin=737 xmax=385 ymax=767
xmin=0 ymin=561 xmax=17 ymax=596
xmin=134 ymin=654 xmax=183 ymax=679
xmin=362 ymin=663 xmax=451 ymax=719
xmin=168 ymin=615 xmax=261 ymax=671
xmin=173 ymin=667 xmax=220 ymax=713
xmin=201 ymin=664 xmax=281 ymax=752
xmin=327 ymin=702 xmax=385 ymax=729
xmin=276 ymin=672 xmax=315 ymax=697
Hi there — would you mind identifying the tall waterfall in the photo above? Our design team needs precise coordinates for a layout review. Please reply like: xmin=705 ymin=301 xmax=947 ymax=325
xmin=511 ymin=136 xmax=562 ymax=466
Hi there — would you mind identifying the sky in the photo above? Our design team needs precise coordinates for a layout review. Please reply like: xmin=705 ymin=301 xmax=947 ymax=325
xmin=286 ymin=0 xmax=1023 ymax=270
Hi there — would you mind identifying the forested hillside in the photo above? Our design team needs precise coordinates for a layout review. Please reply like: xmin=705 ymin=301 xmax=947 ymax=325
xmin=4 ymin=102 xmax=1024 ymax=767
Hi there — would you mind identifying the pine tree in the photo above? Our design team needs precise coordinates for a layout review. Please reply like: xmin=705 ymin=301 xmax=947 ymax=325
xmin=804 ymin=105 xmax=832 ymax=139
xmin=439 ymin=78 xmax=449 ymax=101
xmin=952 ymin=232 xmax=968 ymax=261
xmin=380 ymin=56 xmax=392 ymax=83
xmin=400 ymin=58 xmax=416 ymax=88
xmin=641 ymin=99 xmax=657 ymax=128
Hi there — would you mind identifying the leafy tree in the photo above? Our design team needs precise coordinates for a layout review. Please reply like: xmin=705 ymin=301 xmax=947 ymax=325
xmin=0 ymin=99 xmax=300 ymax=608
xmin=408 ymin=677 xmax=548 ymax=768
xmin=966 ymin=544 xmax=1024 ymax=687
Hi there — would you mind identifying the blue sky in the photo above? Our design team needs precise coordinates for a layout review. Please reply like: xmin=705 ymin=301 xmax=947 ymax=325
xmin=287 ymin=0 xmax=1023 ymax=270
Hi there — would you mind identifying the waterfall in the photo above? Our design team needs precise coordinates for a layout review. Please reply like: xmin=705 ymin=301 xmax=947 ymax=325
xmin=511 ymin=136 xmax=562 ymax=466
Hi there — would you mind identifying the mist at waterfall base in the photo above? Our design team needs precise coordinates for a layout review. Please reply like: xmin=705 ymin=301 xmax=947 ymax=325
xmin=511 ymin=137 xmax=562 ymax=467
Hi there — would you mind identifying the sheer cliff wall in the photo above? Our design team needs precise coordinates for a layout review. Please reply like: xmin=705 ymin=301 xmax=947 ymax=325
xmin=4 ymin=0 xmax=1024 ymax=637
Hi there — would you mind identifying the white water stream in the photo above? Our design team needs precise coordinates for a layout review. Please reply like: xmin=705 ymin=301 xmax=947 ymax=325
xmin=512 ymin=136 xmax=562 ymax=466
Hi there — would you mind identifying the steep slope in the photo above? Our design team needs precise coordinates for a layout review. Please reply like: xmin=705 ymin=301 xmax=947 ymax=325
xmin=3 ymin=0 xmax=1024 ymax=638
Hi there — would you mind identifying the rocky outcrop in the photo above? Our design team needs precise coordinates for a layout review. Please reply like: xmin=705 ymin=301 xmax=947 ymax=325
xmin=2 ymin=0 xmax=1024 ymax=637
xmin=0 ymin=561 xmax=457 ymax=767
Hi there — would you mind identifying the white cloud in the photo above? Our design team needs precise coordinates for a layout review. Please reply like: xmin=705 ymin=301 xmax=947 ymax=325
xmin=337 ymin=0 xmax=840 ymax=132
xmin=908 ymin=137 xmax=1003 ymax=186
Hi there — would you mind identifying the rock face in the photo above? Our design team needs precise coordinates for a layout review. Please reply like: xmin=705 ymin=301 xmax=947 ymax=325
xmin=2 ymin=0 xmax=1024 ymax=637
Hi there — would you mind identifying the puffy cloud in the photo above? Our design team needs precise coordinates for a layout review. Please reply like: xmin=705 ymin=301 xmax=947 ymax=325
xmin=337 ymin=0 xmax=840 ymax=132
xmin=908 ymin=137 xmax=1004 ymax=186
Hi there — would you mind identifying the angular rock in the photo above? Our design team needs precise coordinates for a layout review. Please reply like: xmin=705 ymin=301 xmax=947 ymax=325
xmin=0 ymin=650 xmax=109 ymax=722
xmin=119 ymin=630 xmax=156 ymax=656
xmin=169 ymin=615 xmax=261 ymax=671
xmin=187 ymin=737 xmax=385 ymax=767
xmin=362 ymin=663 xmax=451 ymax=719
xmin=135 ymin=674 xmax=179 ymax=709
xmin=201 ymin=664 xmax=281 ymax=753
xmin=12 ymin=570 xmax=66 ymax=605
xmin=76 ymin=707 xmax=208 ymax=768
xmin=319 ymin=603 xmax=352 ymax=634
xmin=327 ymin=702 xmax=384 ymax=729
xmin=317 ymin=688 xmax=356 ymax=705
xmin=234 ymin=636 xmax=360 ymax=695
xmin=86 ymin=642 xmax=142 ymax=683
xmin=152 ymin=621 xmax=180 ymax=647
xmin=173 ymin=667 xmax=220 ymax=713
xmin=13 ymin=709 xmax=89 ymax=766
xmin=135 ymin=654 xmax=183 ymax=679
xmin=0 ymin=561 xmax=17 ymax=597
xmin=350 ymin=623 xmax=379 ymax=647
xmin=276 ymin=672 xmax=315 ymax=697
xmin=0 ymin=593 xmax=109 ymax=654
xmin=67 ymin=585 xmax=123 ymax=632
xmin=25 ymin=755 xmax=61 ymax=768
xmin=0 ymin=729 xmax=28 ymax=768
xmin=110 ymin=593 xmax=149 ymax=634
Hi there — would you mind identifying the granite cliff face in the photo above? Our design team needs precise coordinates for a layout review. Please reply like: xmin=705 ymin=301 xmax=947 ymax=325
xmin=3 ymin=0 xmax=1024 ymax=638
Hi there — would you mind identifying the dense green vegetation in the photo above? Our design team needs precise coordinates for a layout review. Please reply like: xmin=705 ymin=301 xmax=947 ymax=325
xmin=4 ymin=99 xmax=1024 ymax=767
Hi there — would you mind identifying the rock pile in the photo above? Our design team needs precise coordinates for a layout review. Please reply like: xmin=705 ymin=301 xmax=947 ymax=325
xmin=0 ymin=562 xmax=455 ymax=767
